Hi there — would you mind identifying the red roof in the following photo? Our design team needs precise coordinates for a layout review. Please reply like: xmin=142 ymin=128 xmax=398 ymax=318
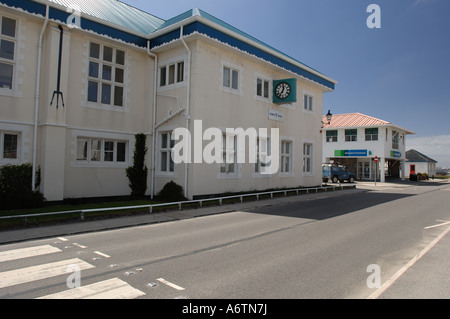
xmin=323 ymin=113 xmax=390 ymax=128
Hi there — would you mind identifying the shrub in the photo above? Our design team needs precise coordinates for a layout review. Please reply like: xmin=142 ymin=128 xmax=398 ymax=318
xmin=0 ymin=163 xmax=45 ymax=210
xmin=126 ymin=133 xmax=148 ymax=198
xmin=157 ymin=181 xmax=186 ymax=202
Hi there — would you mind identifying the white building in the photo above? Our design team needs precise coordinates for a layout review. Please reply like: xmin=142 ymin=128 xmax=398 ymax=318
xmin=405 ymin=149 xmax=437 ymax=178
xmin=322 ymin=113 xmax=415 ymax=182
xmin=0 ymin=0 xmax=336 ymax=201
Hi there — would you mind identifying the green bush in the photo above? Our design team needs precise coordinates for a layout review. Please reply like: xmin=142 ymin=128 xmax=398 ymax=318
xmin=0 ymin=163 xmax=45 ymax=210
xmin=126 ymin=133 xmax=148 ymax=198
xmin=157 ymin=181 xmax=186 ymax=202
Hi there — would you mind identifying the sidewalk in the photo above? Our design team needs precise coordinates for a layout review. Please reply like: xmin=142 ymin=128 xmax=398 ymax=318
xmin=0 ymin=187 xmax=363 ymax=245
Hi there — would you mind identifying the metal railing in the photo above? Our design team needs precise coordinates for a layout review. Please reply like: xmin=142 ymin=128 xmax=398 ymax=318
xmin=0 ymin=184 xmax=354 ymax=222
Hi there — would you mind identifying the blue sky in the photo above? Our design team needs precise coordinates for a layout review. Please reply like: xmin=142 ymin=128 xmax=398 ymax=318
xmin=123 ymin=0 xmax=450 ymax=166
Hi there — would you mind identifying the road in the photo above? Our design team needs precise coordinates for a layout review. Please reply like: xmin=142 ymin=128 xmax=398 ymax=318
xmin=0 ymin=182 xmax=449 ymax=301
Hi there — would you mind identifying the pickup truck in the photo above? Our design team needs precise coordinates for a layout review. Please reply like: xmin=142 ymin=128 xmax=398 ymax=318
xmin=322 ymin=164 xmax=356 ymax=183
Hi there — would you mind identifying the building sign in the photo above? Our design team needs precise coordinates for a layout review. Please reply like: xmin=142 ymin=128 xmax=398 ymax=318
xmin=273 ymin=78 xmax=297 ymax=104
xmin=268 ymin=109 xmax=284 ymax=122
xmin=390 ymin=150 xmax=402 ymax=158
xmin=334 ymin=149 xmax=372 ymax=157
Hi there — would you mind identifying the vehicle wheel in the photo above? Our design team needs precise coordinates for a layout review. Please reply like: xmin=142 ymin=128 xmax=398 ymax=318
xmin=332 ymin=176 xmax=339 ymax=183
xmin=349 ymin=176 xmax=355 ymax=183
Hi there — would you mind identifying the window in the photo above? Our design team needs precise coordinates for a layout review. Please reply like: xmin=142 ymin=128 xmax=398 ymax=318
xmin=345 ymin=129 xmax=357 ymax=142
xmin=303 ymin=143 xmax=313 ymax=174
xmin=326 ymin=130 xmax=338 ymax=142
xmin=1 ymin=131 xmax=19 ymax=161
xmin=0 ymin=16 xmax=16 ymax=90
xmin=160 ymin=132 xmax=174 ymax=173
xmin=223 ymin=66 xmax=239 ymax=90
xmin=160 ymin=61 xmax=184 ymax=87
xmin=256 ymin=77 xmax=270 ymax=99
xmin=392 ymin=130 xmax=399 ymax=149
xmin=88 ymin=42 xmax=125 ymax=107
xmin=254 ymin=137 xmax=269 ymax=174
xmin=220 ymin=134 xmax=237 ymax=175
xmin=76 ymin=138 xmax=127 ymax=164
xmin=365 ymin=128 xmax=378 ymax=141
xmin=304 ymin=94 xmax=313 ymax=111
xmin=280 ymin=140 xmax=293 ymax=174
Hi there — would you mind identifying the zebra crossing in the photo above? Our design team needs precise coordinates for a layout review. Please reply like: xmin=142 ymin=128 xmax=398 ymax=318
xmin=0 ymin=242 xmax=145 ymax=299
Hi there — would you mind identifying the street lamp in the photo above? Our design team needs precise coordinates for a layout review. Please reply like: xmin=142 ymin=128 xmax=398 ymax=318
xmin=325 ymin=110 xmax=333 ymax=124
xmin=321 ymin=110 xmax=333 ymax=128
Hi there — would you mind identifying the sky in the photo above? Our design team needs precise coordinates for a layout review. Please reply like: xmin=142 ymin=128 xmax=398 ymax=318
xmin=122 ymin=0 xmax=450 ymax=167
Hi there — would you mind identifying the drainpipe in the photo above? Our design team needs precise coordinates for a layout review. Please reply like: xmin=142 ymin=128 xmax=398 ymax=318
xmin=32 ymin=5 xmax=49 ymax=191
xmin=147 ymin=40 xmax=158 ymax=199
xmin=180 ymin=26 xmax=191 ymax=199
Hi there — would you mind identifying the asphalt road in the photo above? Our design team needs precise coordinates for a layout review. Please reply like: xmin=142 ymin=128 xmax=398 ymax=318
xmin=1 ymin=182 xmax=449 ymax=301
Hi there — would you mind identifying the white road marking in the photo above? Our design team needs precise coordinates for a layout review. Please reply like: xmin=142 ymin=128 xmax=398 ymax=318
xmin=57 ymin=237 xmax=68 ymax=242
xmin=94 ymin=251 xmax=110 ymax=258
xmin=157 ymin=277 xmax=185 ymax=291
xmin=38 ymin=278 xmax=145 ymax=299
xmin=425 ymin=220 xmax=450 ymax=230
xmin=73 ymin=243 xmax=87 ymax=249
xmin=0 ymin=258 xmax=94 ymax=289
xmin=368 ymin=224 xmax=450 ymax=299
xmin=0 ymin=245 xmax=61 ymax=263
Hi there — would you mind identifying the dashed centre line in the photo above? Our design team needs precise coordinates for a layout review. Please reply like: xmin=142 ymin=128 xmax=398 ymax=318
xmin=157 ymin=278 xmax=185 ymax=291
xmin=94 ymin=251 xmax=111 ymax=258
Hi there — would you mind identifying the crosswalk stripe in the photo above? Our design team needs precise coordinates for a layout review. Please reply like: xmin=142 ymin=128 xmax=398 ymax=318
xmin=38 ymin=278 xmax=145 ymax=299
xmin=0 ymin=245 xmax=61 ymax=263
xmin=0 ymin=258 xmax=94 ymax=289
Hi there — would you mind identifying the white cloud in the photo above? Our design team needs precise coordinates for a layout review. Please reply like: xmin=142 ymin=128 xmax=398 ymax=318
xmin=406 ymin=135 xmax=450 ymax=167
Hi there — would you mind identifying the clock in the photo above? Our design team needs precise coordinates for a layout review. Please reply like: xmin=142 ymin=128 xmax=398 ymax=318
xmin=274 ymin=82 xmax=291 ymax=100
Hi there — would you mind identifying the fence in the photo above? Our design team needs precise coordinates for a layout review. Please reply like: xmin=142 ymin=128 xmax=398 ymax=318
xmin=0 ymin=184 xmax=354 ymax=222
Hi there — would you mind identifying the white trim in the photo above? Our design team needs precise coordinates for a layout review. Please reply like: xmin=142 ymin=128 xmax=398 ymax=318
xmin=81 ymin=38 xmax=130 ymax=112
xmin=302 ymin=139 xmax=315 ymax=176
xmin=302 ymin=90 xmax=315 ymax=115
xmin=70 ymin=130 xmax=133 ymax=168
xmin=254 ymin=72 xmax=272 ymax=103
xmin=0 ymin=14 xmax=24 ymax=98
xmin=279 ymin=137 xmax=295 ymax=177
xmin=219 ymin=60 xmax=243 ymax=96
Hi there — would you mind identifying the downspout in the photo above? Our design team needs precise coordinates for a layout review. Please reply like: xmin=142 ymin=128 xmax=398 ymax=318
xmin=32 ymin=5 xmax=49 ymax=191
xmin=147 ymin=40 xmax=158 ymax=199
xmin=180 ymin=26 xmax=191 ymax=199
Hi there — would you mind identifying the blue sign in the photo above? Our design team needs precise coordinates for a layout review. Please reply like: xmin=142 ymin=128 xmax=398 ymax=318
xmin=335 ymin=149 xmax=368 ymax=157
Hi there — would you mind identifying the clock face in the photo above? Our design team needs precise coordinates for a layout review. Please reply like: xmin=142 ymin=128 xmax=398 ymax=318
xmin=274 ymin=82 xmax=291 ymax=100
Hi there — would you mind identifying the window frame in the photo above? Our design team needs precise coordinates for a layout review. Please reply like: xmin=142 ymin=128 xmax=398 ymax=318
xmin=256 ymin=76 xmax=271 ymax=101
xmin=365 ymin=128 xmax=379 ymax=141
xmin=303 ymin=94 xmax=313 ymax=112
xmin=280 ymin=139 xmax=293 ymax=175
xmin=345 ymin=129 xmax=358 ymax=142
xmin=76 ymin=137 xmax=127 ymax=165
xmin=254 ymin=136 xmax=270 ymax=175
xmin=220 ymin=61 xmax=242 ymax=95
xmin=302 ymin=142 xmax=313 ymax=175
xmin=0 ymin=15 xmax=17 ymax=92
xmin=0 ymin=131 xmax=20 ymax=163
xmin=392 ymin=130 xmax=399 ymax=150
xmin=87 ymin=41 xmax=126 ymax=109
xmin=326 ymin=130 xmax=338 ymax=143
xmin=159 ymin=60 xmax=185 ymax=88
xmin=219 ymin=133 xmax=239 ymax=178
xmin=159 ymin=132 xmax=175 ymax=173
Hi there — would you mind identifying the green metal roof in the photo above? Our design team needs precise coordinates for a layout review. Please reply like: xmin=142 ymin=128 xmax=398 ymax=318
xmin=46 ymin=0 xmax=165 ymax=34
